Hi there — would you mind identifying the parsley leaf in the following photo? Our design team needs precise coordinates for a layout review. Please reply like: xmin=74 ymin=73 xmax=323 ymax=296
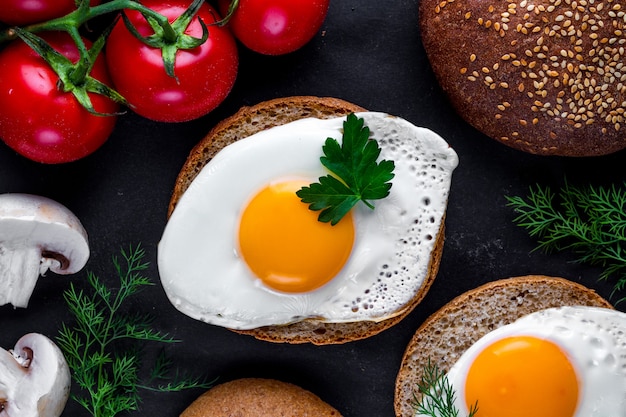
xmin=296 ymin=113 xmax=395 ymax=225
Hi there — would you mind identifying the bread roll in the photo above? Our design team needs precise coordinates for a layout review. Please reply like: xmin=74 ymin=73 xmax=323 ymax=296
xmin=419 ymin=0 xmax=626 ymax=156
xmin=181 ymin=378 xmax=341 ymax=417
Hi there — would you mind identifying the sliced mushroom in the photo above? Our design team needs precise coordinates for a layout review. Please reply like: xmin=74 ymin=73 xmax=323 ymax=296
xmin=0 ymin=193 xmax=90 ymax=308
xmin=0 ymin=333 xmax=71 ymax=417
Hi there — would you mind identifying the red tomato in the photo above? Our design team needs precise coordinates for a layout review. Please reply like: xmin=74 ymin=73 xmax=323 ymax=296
xmin=0 ymin=32 xmax=118 ymax=164
xmin=0 ymin=0 xmax=100 ymax=26
xmin=105 ymin=0 xmax=239 ymax=123
xmin=218 ymin=0 xmax=330 ymax=55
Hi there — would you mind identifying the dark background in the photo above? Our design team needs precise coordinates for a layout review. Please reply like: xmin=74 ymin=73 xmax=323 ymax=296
xmin=1 ymin=1 xmax=625 ymax=416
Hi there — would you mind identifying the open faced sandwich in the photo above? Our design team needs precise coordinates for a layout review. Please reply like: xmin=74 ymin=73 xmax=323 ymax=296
xmin=394 ymin=275 xmax=622 ymax=417
xmin=158 ymin=96 xmax=458 ymax=344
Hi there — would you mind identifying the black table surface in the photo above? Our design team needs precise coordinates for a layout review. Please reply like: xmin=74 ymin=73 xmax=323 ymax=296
xmin=1 ymin=1 xmax=625 ymax=416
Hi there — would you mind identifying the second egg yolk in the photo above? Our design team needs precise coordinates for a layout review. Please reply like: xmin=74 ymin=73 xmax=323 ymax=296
xmin=464 ymin=335 xmax=579 ymax=417
xmin=238 ymin=180 xmax=355 ymax=293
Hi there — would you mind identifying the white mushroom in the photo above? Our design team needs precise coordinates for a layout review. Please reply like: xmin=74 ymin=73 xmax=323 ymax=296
xmin=0 ymin=193 xmax=90 ymax=308
xmin=0 ymin=333 xmax=71 ymax=417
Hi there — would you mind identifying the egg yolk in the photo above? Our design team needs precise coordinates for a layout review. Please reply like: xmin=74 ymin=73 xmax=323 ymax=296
xmin=238 ymin=180 xmax=355 ymax=293
xmin=464 ymin=335 xmax=579 ymax=417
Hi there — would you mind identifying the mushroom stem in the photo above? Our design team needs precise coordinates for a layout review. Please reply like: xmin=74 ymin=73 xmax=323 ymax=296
xmin=0 ymin=245 xmax=46 ymax=308
xmin=0 ymin=346 xmax=28 ymax=416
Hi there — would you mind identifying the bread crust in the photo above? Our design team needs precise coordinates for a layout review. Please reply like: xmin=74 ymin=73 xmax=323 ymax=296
xmin=394 ymin=275 xmax=613 ymax=417
xmin=180 ymin=378 xmax=341 ymax=417
xmin=169 ymin=96 xmax=366 ymax=216
xmin=419 ymin=0 xmax=626 ymax=156
xmin=166 ymin=96 xmax=447 ymax=344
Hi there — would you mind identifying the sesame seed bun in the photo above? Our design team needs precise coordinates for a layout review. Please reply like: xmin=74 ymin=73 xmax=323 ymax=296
xmin=180 ymin=378 xmax=342 ymax=417
xmin=394 ymin=275 xmax=613 ymax=417
xmin=419 ymin=0 xmax=626 ymax=156
xmin=166 ymin=96 xmax=446 ymax=344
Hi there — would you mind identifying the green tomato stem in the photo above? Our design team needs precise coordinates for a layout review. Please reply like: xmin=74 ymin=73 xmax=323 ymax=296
xmin=216 ymin=0 xmax=239 ymax=26
xmin=0 ymin=0 xmax=174 ymax=43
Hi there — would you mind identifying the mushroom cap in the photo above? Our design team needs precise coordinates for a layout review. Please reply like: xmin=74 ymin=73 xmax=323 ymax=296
xmin=0 ymin=333 xmax=71 ymax=417
xmin=0 ymin=193 xmax=89 ymax=274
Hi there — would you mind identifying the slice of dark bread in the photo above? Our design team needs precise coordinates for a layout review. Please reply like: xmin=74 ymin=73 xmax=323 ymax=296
xmin=181 ymin=378 xmax=341 ymax=417
xmin=394 ymin=275 xmax=613 ymax=417
xmin=167 ymin=96 xmax=446 ymax=344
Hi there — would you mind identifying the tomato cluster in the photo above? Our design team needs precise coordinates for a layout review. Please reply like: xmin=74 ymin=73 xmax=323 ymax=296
xmin=0 ymin=0 xmax=330 ymax=164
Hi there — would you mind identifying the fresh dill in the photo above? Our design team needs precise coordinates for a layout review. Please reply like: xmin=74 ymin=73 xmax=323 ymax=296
xmin=296 ymin=113 xmax=395 ymax=225
xmin=56 ymin=244 xmax=213 ymax=417
xmin=412 ymin=360 xmax=477 ymax=417
xmin=506 ymin=182 xmax=626 ymax=302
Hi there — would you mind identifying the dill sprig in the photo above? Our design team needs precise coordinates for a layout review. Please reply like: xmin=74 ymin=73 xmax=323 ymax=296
xmin=56 ymin=244 xmax=213 ymax=417
xmin=412 ymin=360 xmax=477 ymax=417
xmin=506 ymin=182 xmax=626 ymax=302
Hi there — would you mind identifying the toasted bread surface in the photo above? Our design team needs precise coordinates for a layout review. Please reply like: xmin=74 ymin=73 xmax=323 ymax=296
xmin=166 ymin=96 xmax=447 ymax=344
xmin=394 ymin=275 xmax=613 ymax=417
xmin=181 ymin=378 xmax=341 ymax=417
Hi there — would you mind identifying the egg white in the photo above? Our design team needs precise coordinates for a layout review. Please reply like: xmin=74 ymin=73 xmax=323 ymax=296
xmin=445 ymin=306 xmax=626 ymax=417
xmin=157 ymin=112 xmax=458 ymax=329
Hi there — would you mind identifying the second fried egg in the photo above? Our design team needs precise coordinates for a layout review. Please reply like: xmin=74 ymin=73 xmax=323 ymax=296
xmin=445 ymin=306 xmax=626 ymax=417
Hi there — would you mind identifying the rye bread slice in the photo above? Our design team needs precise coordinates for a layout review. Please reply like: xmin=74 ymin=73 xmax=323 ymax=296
xmin=394 ymin=275 xmax=613 ymax=417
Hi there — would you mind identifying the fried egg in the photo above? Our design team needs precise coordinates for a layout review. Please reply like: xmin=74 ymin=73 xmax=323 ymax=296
xmin=157 ymin=112 xmax=458 ymax=329
xmin=442 ymin=306 xmax=626 ymax=417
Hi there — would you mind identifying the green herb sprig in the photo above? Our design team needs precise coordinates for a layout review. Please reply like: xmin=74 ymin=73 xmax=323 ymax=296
xmin=296 ymin=113 xmax=395 ymax=225
xmin=57 ymin=244 xmax=213 ymax=417
xmin=506 ymin=182 xmax=626 ymax=301
xmin=412 ymin=360 xmax=478 ymax=417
